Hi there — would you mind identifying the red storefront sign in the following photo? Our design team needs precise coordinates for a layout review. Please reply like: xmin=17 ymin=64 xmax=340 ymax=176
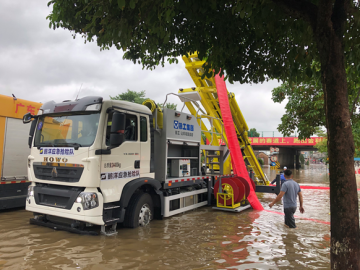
xmin=249 ymin=137 xmax=325 ymax=146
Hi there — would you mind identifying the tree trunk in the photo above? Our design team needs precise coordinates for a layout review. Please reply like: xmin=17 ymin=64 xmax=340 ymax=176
xmin=315 ymin=2 xmax=360 ymax=269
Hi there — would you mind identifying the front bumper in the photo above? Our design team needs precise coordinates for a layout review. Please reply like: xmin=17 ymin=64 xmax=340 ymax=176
xmin=29 ymin=217 xmax=99 ymax=235
xmin=26 ymin=187 xmax=105 ymax=226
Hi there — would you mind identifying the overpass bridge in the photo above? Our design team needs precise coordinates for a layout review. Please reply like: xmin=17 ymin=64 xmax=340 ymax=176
xmin=249 ymin=137 xmax=325 ymax=169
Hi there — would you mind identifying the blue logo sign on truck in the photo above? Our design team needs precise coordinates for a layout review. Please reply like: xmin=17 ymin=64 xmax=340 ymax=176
xmin=174 ymin=120 xmax=194 ymax=131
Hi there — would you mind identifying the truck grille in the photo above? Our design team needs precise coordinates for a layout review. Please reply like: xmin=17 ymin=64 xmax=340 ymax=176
xmin=39 ymin=194 xmax=69 ymax=208
xmin=33 ymin=163 xmax=84 ymax=183
xmin=34 ymin=184 xmax=84 ymax=209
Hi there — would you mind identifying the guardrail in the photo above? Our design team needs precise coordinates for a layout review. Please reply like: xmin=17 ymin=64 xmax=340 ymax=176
xmin=248 ymin=131 xmax=298 ymax=137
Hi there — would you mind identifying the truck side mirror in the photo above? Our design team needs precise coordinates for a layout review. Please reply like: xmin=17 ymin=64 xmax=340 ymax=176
xmin=110 ymin=112 xmax=126 ymax=147
xmin=28 ymin=120 xmax=37 ymax=148
xmin=23 ymin=112 xmax=32 ymax=124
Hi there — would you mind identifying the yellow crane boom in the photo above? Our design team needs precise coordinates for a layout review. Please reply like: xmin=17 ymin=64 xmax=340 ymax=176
xmin=180 ymin=53 xmax=269 ymax=185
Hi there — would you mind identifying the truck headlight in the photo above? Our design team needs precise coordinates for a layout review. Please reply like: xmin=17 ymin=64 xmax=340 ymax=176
xmin=27 ymin=186 xmax=34 ymax=204
xmin=76 ymin=192 xmax=99 ymax=210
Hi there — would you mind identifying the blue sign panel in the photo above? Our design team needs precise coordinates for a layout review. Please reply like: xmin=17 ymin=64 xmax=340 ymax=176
xmin=173 ymin=120 xmax=194 ymax=131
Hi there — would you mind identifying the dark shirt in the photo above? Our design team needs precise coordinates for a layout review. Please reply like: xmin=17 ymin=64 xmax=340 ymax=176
xmin=271 ymin=174 xmax=287 ymax=185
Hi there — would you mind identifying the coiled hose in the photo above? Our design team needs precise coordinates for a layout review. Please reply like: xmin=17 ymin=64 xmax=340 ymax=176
xmin=142 ymin=99 xmax=163 ymax=129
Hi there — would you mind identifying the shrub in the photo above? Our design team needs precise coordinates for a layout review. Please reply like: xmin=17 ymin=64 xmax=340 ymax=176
xmin=300 ymin=154 xmax=305 ymax=164
xmin=257 ymin=157 xmax=264 ymax=165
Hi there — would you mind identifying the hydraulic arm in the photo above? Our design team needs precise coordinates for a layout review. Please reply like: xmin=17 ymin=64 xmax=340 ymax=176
xmin=180 ymin=53 xmax=269 ymax=185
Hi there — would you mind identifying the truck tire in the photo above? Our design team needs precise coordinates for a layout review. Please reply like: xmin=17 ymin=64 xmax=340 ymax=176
xmin=124 ymin=192 xmax=153 ymax=228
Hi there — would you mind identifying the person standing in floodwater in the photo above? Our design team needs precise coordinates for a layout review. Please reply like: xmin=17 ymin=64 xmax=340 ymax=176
xmin=268 ymin=170 xmax=304 ymax=228
xmin=271 ymin=166 xmax=287 ymax=185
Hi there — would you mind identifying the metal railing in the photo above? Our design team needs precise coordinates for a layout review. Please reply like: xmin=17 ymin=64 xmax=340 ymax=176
xmin=248 ymin=131 xmax=299 ymax=137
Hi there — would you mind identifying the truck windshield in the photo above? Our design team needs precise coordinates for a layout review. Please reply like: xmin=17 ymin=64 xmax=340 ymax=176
xmin=34 ymin=112 xmax=100 ymax=148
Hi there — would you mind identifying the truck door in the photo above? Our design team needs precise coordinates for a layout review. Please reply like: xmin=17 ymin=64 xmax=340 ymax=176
xmin=139 ymin=115 xmax=151 ymax=176
xmin=100 ymin=111 xmax=140 ymax=203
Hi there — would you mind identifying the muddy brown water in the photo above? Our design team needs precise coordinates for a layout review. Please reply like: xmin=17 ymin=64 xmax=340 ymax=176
xmin=0 ymin=165 xmax=346 ymax=269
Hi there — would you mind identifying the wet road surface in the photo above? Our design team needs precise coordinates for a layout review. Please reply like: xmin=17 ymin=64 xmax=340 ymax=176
xmin=0 ymin=165 xmax=339 ymax=269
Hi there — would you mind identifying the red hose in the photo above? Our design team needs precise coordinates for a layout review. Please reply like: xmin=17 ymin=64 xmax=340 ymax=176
xmin=270 ymin=184 xmax=360 ymax=191
xmin=215 ymin=74 xmax=263 ymax=210
xmin=300 ymin=186 xmax=329 ymax=190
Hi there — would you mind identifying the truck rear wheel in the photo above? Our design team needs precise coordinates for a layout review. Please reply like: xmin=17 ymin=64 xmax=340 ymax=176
xmin=124 ymin=192 xmax=153 ymax=228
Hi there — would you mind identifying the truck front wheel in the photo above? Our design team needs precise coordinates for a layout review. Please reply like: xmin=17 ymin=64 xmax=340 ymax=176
xmin=124 ymin=192 xmax=153 ymax=228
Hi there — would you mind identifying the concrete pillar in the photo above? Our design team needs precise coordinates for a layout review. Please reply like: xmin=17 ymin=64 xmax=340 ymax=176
xmin=295 ymin=153 xmax=300 ymax=170
xmin=278 ymin=148 xmax=296 ymax=169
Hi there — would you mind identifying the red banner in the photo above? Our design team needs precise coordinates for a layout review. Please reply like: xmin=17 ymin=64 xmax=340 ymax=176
xmin=249 ymin=137 xmax=325 ymax=146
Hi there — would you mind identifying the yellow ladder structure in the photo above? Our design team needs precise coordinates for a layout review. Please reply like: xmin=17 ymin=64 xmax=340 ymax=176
xmin=179 ymin=53 xmax=269 ymax=185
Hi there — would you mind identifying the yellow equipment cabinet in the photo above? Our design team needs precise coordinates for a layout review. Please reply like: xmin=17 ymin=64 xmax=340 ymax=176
xmin=0 ymin=94 xmax=41 ymax=210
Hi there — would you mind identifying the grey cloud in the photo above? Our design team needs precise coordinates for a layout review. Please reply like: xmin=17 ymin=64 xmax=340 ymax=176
xmin=0 ymin=1 xmax=66 ymax=50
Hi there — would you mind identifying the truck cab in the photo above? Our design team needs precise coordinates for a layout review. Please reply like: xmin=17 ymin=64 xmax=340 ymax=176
xmin=26 ymin=97 xmax=161 ymax=233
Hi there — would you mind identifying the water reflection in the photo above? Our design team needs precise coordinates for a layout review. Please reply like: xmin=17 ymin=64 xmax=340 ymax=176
xmin=0 ymin=165 xmax=335 ymax=269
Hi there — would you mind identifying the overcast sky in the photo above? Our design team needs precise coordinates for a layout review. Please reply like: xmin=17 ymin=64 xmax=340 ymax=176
xmin=0 ymin=0 xmax=286 ymax=134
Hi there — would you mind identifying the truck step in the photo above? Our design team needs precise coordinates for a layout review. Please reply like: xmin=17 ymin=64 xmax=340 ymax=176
xmin=103 ymin=205 xmax=120 ymax=210
xmin=104 ymin=218 xmax=120 ymax=224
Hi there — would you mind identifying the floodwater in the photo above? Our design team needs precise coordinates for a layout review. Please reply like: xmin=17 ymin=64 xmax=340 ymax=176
xmin=0 ymin=165 xmax=344 ymax=269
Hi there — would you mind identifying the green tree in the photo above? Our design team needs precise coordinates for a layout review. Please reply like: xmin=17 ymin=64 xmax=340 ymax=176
xmin=158 ymin=103 xmax=177 ymax=110
xmin=272 ymin=63 xmax=360 ymax=140
xmin=315 ymin=139 xmax=328 ymax=155
xmin=353 ymin=121 xmax=360 ymax=157
xmin=314 ymin=127 xmax=327 ymax=138
xmin=110 ymin=89 xmax=147 ymax=104
xmin=299 ymin=154 xmax=305 ymax=165
xmin=249 ymin=128 xmax=260 ymax=137
xmin=313 ymin=126 xmax=360 ymax=157
xmin=315 ymin=126 xmax=360 ymax=157
xmin=257 ymin=157 xmax=264 ymax=166
xmin=46 ymin=0 xmax=360 ymax=267
xmin=201 ymin=153 xmax=205 ymax=164
xmin=111 ymin=90 xmax=177 ymax=110
xmin=201 ymin=132 xmax=207 ymax=145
